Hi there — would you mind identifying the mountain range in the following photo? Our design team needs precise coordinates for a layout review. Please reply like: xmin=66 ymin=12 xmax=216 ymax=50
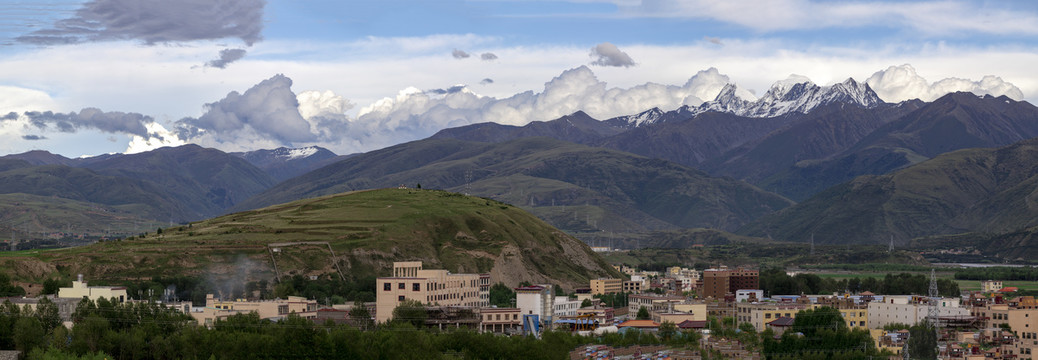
xmin=3 ymin=73 xmax=1038 ymax=261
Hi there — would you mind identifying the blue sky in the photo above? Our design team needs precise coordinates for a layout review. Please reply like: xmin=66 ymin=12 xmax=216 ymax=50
xmin=1 ymin=0 xmax=1037 ymax=157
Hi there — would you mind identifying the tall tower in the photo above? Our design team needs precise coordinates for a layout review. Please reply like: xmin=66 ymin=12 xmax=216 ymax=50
xmin=928 ymin=269 xmax=941 ymax=358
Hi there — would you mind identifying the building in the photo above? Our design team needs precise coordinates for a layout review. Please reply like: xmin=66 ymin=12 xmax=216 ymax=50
xmin=590 ymin=278 xmax=622 ymax=295
xmin=701 ymin=266 xmax=758 ymax=299
xmin=736 ymin=302 xmax=808 ymax=332
xmin=867 ymin=295 xmax=969 ymax=329
xmin=57 ymin=274 xmax=128 ymax=303
xmin=735 ymin=290 xmax=764 ymax=303
xmin=553 ymin=296 xmax=582 ymax=319
xmin=480 ymin=307 xmax=520 ymax=334
xmin=191 ymin=294 xmax=318 ymax=327
xmin=972 ymin=296 xmax=1038 ymax=359
xmin=576 ymin=306 xmax=615 ymax=326
xmin=622 ymin=280 xmax=642 ymax=293
xmin=516 ymin=285 xmax=554 ymax=328
xmin=628 ymin=294 xmax=685 ymax=316
xmin=375 ymin=261 xmax=489 ymax=323
xmin=983 ymin=280 xmax=1005 ymax=293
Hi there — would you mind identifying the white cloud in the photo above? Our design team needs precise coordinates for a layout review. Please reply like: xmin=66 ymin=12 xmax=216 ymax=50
xmin=589 ymin=42 xmax=636 ymax=67
xmin=866 ymin=64 xmax=1024 ymax=102
xmin=125 ymin=122 xmax=186 ymax=154
xmin=610 ymin=0 xmax=1038 ymax=36
xmin=0 ymin=85 xmax=58 ymax=113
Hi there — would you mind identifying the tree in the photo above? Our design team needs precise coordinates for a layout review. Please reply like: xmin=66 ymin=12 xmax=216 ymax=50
xmin=348 ymin=300 xmax=373 ymax=330
xmin=0 ymin=274 xmax=25 ymax=297
xmin=392 ymin=299 xmax=427 ymax=328
xmin=580 ymin=299 xmax=592 ymax=308
xmin=908 ymin=323 xmax=937 ymax=360
xmin=34 ymin=297 xmax=62 ymax=331
xmin=488 ymin=282 xmax=515 ymax=307
xmin=12 ymin=317 xmax=44 ymax=353
xmin=658 ymin=321 xmax=677 ymax=341
xmin=636 ymin=306 xmax=650 ymax=320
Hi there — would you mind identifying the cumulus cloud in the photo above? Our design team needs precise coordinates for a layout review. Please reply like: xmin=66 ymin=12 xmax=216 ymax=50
xmin=866 ymin=64 xmax=1025 ymax=102
xmin=16 ymin=0 xmax=266 ymax=45
xmin=17 ymin=108 xmax=154 ymax=136
xmin=21 ymin=135 xmax=46 ymax=141
xmin=480 ymin=52 xmax=498 ymax=61
xmin=175 ymin=74 xmax=316 ymax=144
xmin=452 ymin=49 xmax=471 ymax=59
xmin=206 ymin=49 xmax=248 ymax=69
xmin=589 ymin=42 xmax=636 ymax=67
xmin=0 ymin=86 xmax=59 ymax=114
xmin=125 ymin=122 xmax=186 ymax=154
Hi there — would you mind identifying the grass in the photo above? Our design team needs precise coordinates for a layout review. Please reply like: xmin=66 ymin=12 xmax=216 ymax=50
xmin=0 ymin=188 xmax=620 ymax=289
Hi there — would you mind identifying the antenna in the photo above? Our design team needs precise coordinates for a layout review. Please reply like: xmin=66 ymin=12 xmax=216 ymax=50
xmin=928 ymin=268 xmax=941 ymax=357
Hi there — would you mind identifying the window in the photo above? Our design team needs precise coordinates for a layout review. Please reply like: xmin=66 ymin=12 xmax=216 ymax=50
xmin=398 ymin=295 xmax=405 ymax=301
xmin=384 ymin=283 xmax=391 ymax=291
xmin=398 ymin=283 xmax=405 ymax=289
xmin=413 ymin=283 xmax=421 ymax=291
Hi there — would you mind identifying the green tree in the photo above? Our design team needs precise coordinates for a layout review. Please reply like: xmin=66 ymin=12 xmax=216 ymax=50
xmin=580 ymin=298 xmax=592 ymax=308
xmin=488 ymin=282 xmax=515 ymax=307
xmin=658 ymin=321 xmax=677 ymax=341
xmin=0 ymin=274 xmax=25 ymax=297
xmin=13 ymin=317 xmax=44 ymax=353
xmin=636 ymin=306 xmax=650 ymax=320
xmin=348 ymin=300 xmax=373 ymax=330
xmin=34 ymin=297 xmax=62 ymax=331
xmin=908 ymin=323 xmax=937 ymax=360
xmin=391 ymin=299 xmax=427 ymax=328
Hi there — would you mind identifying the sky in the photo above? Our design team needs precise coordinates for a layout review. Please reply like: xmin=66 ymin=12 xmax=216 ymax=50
xmin=0 ymin=0 xmax=1036 ymax=157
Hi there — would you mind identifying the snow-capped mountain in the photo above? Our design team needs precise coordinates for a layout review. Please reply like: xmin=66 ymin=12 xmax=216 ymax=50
xmin=232 ymin=146 xmax=344 ymax=181
xmin=695 ymin=77 xmax=884 ymax=119
xmin=611 ymin=107 xmax=666 ymax=127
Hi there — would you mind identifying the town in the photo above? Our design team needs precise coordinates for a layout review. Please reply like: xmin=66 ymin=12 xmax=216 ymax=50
xmin=2 ymin=261 xmax=1035 ymax=360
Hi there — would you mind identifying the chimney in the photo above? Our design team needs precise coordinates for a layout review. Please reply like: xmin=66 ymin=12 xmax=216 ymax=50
xmin=77 ymin=274 xmax=84 ymax=283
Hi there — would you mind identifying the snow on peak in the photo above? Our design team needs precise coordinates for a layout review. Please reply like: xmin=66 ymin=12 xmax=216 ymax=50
xmin=689 ymin=74 xmax=883 ymax=118
xmin=618 ymin=107 xmax=665 ymax=126
xmin=284 ymin=146 xmax=320 ymax=160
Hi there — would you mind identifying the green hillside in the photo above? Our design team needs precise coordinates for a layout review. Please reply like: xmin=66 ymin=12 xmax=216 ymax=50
xmin=0 ymin=188 xmax=620 ymax=290
xmin=740 ymin=137 xmax=1038 ymax=246
xmin=0 ymin=193 xmax=166 ymax=243
xmin=233 ymin=137 xmax=794 ymax=237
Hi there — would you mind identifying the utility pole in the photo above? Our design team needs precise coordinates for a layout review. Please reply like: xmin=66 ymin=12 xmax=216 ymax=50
xmin=928 ymin=269 xmax=941 ymax=359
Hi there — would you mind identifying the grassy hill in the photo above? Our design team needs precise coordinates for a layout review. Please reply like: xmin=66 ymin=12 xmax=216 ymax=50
xmin=740 ymin=136 xmax=1038 ymax=246
xmin=0 ymin=188 xmax=620 ymax=290
xmin=233 ymin=137 xmax=793 ymax=238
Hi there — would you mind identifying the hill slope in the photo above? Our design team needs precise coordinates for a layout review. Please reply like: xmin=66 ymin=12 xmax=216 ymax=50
xmin=739 ymin=137 xmax=1038 ymax=245
xmin=0 ymin=189 xmax=620 ymax=289
xmin=234 ymin=137 xmax=794 ymax=234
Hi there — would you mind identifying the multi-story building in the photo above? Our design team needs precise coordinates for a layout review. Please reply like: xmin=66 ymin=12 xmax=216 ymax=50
xmin=972 ymin=296 xmax=1038 ymax=359
xmin=736 ymin=302 xmax=808 ymax=332
xmin=553 ymin=296 xmax=582 ymax=319
xmin=701 ymin=266 xmax=758 ymax=299
xmin=516 ymin=285 xmax=554 ymax=328
xmin=622 ymin=280 xmax=642 ymax=293
xmin=590 ymin=278 xmax=622 ymax=295
xmin=983 ymin=280 xmax=1005 ymax=293
xmin=628 ymin=294 xmax=685 ymax=316
xmin=375 ymin=261 xmax=490 ymax=323
xmin=58 ymin=274 xmax=128 ymax=303
xmin=479 ymin=307 xmax=521 ymax=334
xmin=867 ymin=295 xmax=969 ymax=329
xmin=192 ymin=294 xmax=318 ymax=327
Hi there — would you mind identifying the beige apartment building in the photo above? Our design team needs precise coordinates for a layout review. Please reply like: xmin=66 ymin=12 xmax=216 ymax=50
xmin=375 ymin=261 xmax=490 ymax=323
xmin=972 ymin=296 xmax=1038 ymax=359
xmin=57 ymin=274 xmax=128 ymax=303
xmin=867 ymin=295 xmax=969 ymax=329
xmin=480 ymin=307 xmax=521 ymax=334
xmin=590 ymin=278 xmax=622 ymax=295
xmin=191 ymin=294 xmax=318 ymax=327
xmin=735 ymin=302 xmax=869 ymax=333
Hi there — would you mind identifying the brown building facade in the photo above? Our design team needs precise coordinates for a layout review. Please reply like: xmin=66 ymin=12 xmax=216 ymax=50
xmin=701 ymin=266 xmax=759 ymax=299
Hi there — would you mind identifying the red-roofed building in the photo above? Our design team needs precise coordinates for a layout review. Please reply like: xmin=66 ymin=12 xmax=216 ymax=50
xmin=676 ymin=320 xmax=706 ymax=330
xmin=767 ymin=317 xmax=795 ymax=335
xmin=617 ymin=319 xmax=660 ymax=331
xmin=998 ymin=287 xmax=1019 ymax=293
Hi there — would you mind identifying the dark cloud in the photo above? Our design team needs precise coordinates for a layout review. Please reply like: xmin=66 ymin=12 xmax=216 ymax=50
xmin=21 ymin=135 xmax=47 ymax=141
xmin=480 ymin=52 xmax=498 ymax=61
xmin=21 ymin=108 xmax=152 ymax=136
xmin=16 ymin=0 xmax=265 ymax=46
xmin=206 ymin=48 xmax=248 ymax=69
xmin=479 ymin=78 xmax=494 ymax=85
xmin=175 ymin=74 xmax=316 ymax=144
xmin=589 ymin=42 xmax=636 ymax=68
xmin=1 ymin=112 xmax=18 ymax=121
xmin=452 ymin=49 xmax=470 ymax=59
xmin=703 ymin=36 xmax=723 ymax=45
xmin=426 ymin=85 xmax=468 ymax=95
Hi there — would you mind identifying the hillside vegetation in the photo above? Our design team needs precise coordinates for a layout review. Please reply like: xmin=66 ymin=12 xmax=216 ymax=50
xmin=0 ymin=188 xmax=619 ymax=290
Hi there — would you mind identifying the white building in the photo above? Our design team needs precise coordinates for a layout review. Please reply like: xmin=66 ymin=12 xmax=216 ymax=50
xmin=553 ymin=296 xmax=581 ymax=318
xmin=867 ymin=295 xmax=969 ymax=329
xmin=736 ymin=290 xmax=764 ymax=303
xmin=58 ymin=274 xmax=128 ymax=303
xmin=516 ymin=285 xmax=554 ymax=328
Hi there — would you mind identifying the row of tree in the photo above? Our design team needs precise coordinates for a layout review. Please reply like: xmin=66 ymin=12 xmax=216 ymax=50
xmin=954 ymin=266 xmax=1038 ymax=281
xmin=760 ymin=268 xmax=960 ymax=297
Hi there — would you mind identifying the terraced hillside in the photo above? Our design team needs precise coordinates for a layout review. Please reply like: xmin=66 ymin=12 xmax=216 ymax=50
xmin=0 ymin=188 xmax=620 ymax=290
